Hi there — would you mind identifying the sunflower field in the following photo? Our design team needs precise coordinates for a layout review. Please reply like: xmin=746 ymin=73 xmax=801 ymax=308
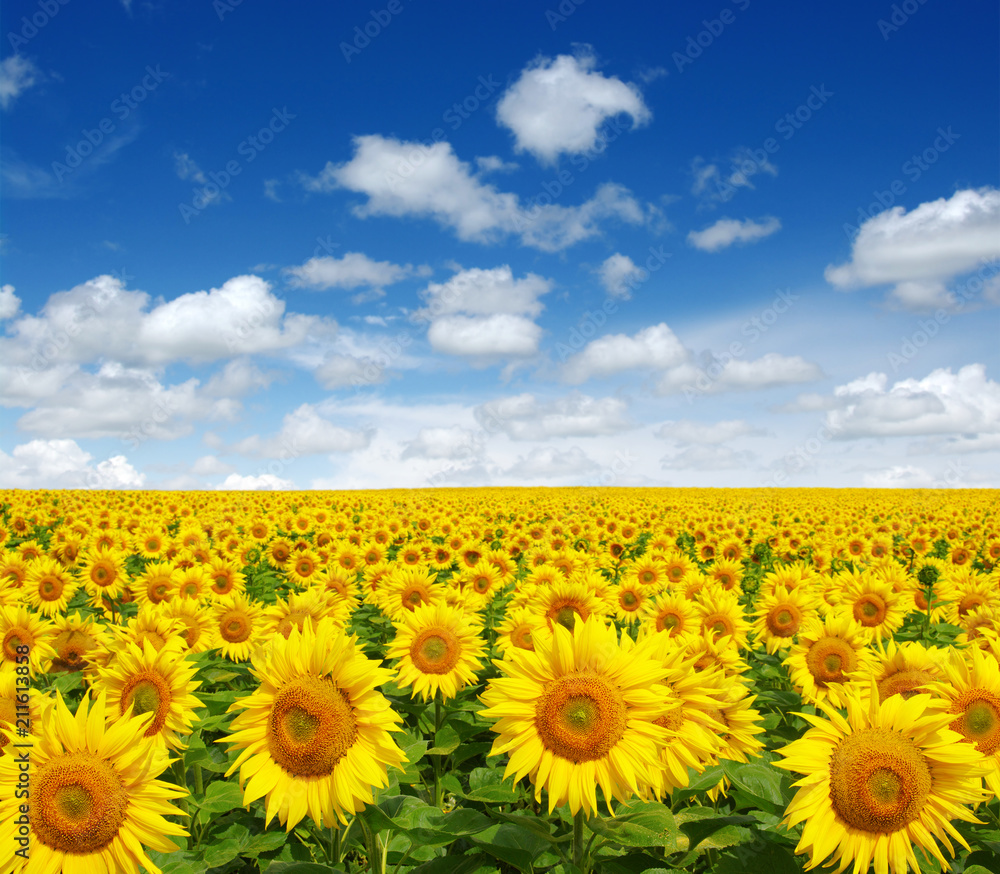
xmin=1 ymin=487 xmax=998 ymax=874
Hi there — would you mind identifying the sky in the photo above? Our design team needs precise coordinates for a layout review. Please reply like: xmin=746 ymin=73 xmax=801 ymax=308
xmin=1 ymin=0 xmax=998 ymax=491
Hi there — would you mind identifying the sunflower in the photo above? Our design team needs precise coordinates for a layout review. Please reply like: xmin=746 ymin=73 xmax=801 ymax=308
xmin=0 ymin=668 xmax=46 ymax=757
xmin=221 ymin=618 xmax=407 ymax=830
xmin=625 ymin=556 xmax=665 ymax=592
xmin=457 ymin=562 xmax=504 ymax=611
xmin=854 ymin=639 xmax=947 ymax=705
xmin=708 ymin=558 xmax=744 ymax=592
xmin=287 ymin=549 xmax=323 ymax=586
xmin=109 ymin=603 xmax=186 ymax=656
xmin=692 ymin=585 xmax=750 ymax=651
xmin=784 ymin=613 xmax=875 ymax=708
xmin=0 ymin=552 xmax=30 ymax=589
xmin=387 ymin=602 xmax=486 ymax=701
xmin=79 ymin=546 xmax=126 ymax=606
xmin=266 ymin=537 xmax=295 ymax=568
xmin=775 ymin=683 xmax=989 ymax=874
xmin=751 ymin=584 xmax=821 ymax=654
xmin=494 ymin=606 xmax=543 ymax=655
xmin=163 ymin=598 xmax=216 ymax=654
xmin=211 ymin=592 xmax=265 ymax=662
xmin=23 ymin=557 xmax=78 ymax=617
xmin=527 ymin=576 xmax=609 ymax=633
xmin=937 ymin=644 xmax=1000 ymax=797
xmin=263 ymin=588 xmax=341 ymax=640
xmin=0 ymin=605 xmax=57 ymax=677
xmin=662 ymin=551 xmax=696 ymax=587
xmin=0 ymin=690 xmax=188 ymax=874
xmin=47 ymin=611 xmax=112 ymax=677
xmin=838 ymin=572 xmax=906 ymax=644
xmin=480 ymin=616 xmax=673 ymax=816
xmin=206 ymin=556 xmax=246 ymax=599
xmin=133 ymin=561 xmax=179 ymax=609
xmin=610 ymin=579 xmax=648 ymax=625
xmin=640 ymin=592 xmax=696 ymax=638
xmin=379 ymin=565 xmax=444 ymax=620
xmin=135 ymin=526 xmax=168 ymax=560
xmin=939 ymin=567 xmax=1000 ymax=627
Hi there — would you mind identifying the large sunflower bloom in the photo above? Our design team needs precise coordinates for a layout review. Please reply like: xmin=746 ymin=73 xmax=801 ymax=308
xmin=387 ymin=602 xmax=486 ymax=701
xmin=775 ymin=683 xmax=989 ymax=874
xmin=23 ymin=557 xmax=78 ymax=617
xmin=0 ymin=605 xmax=57 ymax=677
xmin=784 ymin=613 xmax=875 ymax=708
xmin=751 ymin=584 xmax=822 ymax=655
xmin=480 ymin=616 xmax=672 ymax=816
xmin=221 ymin=618 xmax=407 ymax=830
xmin=0 ymin=690 xmax=188 ymax=874
xmin=94 ymin=638 xmax=203 ymax=751
xmin=210 ymin=592 xmax=265 ymax=662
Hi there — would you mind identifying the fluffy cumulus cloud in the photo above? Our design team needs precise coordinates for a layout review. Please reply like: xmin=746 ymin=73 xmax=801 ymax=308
xmin=495 ymin=52 xmax=651 ymax=164
xmin=0 ymin=284 xmax=21 ymax=320
xmin=232 ymin=403 xmax=372 ymax=458
xmin=559 ymin=322 xmax=823 ymax=395
xmin=656 ymin=419 xmax=763 ymax=444
xmin=299 ymin=135 xmax=648 ymax=252
xmin=416 ymin=266 xmax=552 ymax=363
xmin=473 ymin=392 xmax=632 ymax=440
xmin=560 ymin=323 xmax=687 ymax=384
xmin=687 ymin=217 xmax=781 ymax=252
xmin=826 ymin=187 xmax=1000 ymax=310
xmin=0 ymin=439 xmax=144 ymax=488
xmin=504 ymin=446 xmax=600 ymax=480
xmin=284 ymin=251 xmax=430 ymax=301
xmin=400 ymin=426 xmax=483 ymax=461
xmin=660 ymin=444 xmax=754 ymax=471
xmin=596 ymin=254 xmax=645 ymax=299
xmin=822 ymin=364 xmax=1000 ymax=440
xmin=0 ymin=55 xmax=39 ymax=110
xmin=214 ymin=473 xmax=294 ymax=490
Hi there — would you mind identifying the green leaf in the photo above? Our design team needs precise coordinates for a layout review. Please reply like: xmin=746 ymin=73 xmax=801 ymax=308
xmin=675 ymin=810 xmax=757 ymax=853
xmin=451 ymin=741 xmax=493 ymax=768
xmin=201 ymin=836 xmax=242 ymax=868
xmin=196 ymin=779 xmax=246 ymax=822
xmin=964 ymin=867 xmax=996 ymax=874
xmin=264 ymin=864 xmax=339 ymax=874
xmin=463 ymin=767 xmax=521 ymax=803
xmin=586 ymin=802 xmax=679 ymax=850
xmin=407 ymin=855 xmax=494 ymax=874
xmin=241 ymin=829 xmax=288 ymax=856
xmin=469 ymin=822 xmax=550 ymax=872
xmin=426 ymin=724 xmax=460 ymax=756
xmin=724 ymin=760 xmax=789 ymax=813
xmin=599 ymin=853 xmax=683 ymax=874
xmin=712 ymin=842 xmax=801 ymax=874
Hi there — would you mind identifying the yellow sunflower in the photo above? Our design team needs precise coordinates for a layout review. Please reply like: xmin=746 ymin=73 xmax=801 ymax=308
xmin=853 ymin=639 xmax=946 ymax=705
xmin=937 ymin=644 xmax=1000 ymax=797
xmin=47 ymin=611 xmax=112 ymax=677
xmin=0 ymin=605 xmax=57 ymax=677
xmin=211 ymin=592 xmax=265 ymax=662
xmin=480 ymin=616 xmax=672 ymax=816
xmin=163 ymin=597 xmax=216 ymax=654
xmin=387 ymin=602 xmax=486 ymax=701
xmin=527 ymin=576 xmax=609 ymax=633
xmin=205 ymin=556 xmax=246 ymax=598
xmin=263 ymin=587 xmax=342 ymax=640
xmin=692 ymin=585 xmax=750 ymax=651
xmin=221 ymin=618 xmax=407 ymax=830
xmin=79 ymin=546 xmax=126 ymax=604
xmin=494 ymin=606 xmax=544 ymax=655
xmin=611 ymin=579 xmax=648 ymax=625
xmin=775 ymin=683 xmax=988 ymax=874
xmin=784 ymin=613 xmax=875 ymax=708
xmin=133 ymin=561 xmax=179 ymax=609
xmin=751 ymin=584 xmax=821 ymax=654
xmin=0 ymin=690 xmax=187 ymax=874
xmin=639 ymin=592 xmax=696 ymax=638
xmin=23 ymin=557 xmax=78 ymax=617
xmin=838 ymin=572 xmax=906 ymax=644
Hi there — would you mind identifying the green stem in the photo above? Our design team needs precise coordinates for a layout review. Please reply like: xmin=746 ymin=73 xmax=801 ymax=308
xmin=573 ymin=809 xmax=588 ymax=873
xmin=192 ymin=763 xmax=203 ymax=797
xmin=433 ymin=691 xmax=444 ymax=808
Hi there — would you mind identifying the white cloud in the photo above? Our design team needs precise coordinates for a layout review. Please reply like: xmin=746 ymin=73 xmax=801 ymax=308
xmin=495 ymin=53 xmax=650 ymax=164
xmin=596 ymin=254 xmax=645 ymax=299
xmin=823 ymin=364 xmax=1000 ymax=439
xmin=661 ymin=445 xmax=754 ymax=471
xmin=687 ymin=217 xmax=781 ymax=252
xmin=299 ymin=135 xmax=648 ymax=252
xmin=401 ymin=426 xmax=482 ymax=461
xmin=0 ymin=56 xmax=39 ymax=110
xmin=416 ymin=266 xmax=552 ymax=364
xmin=0 ymin=284 xmax=21 ymax=320
xmin=656 ymin=353 xmax=823 ymax=396
xmin=0 ymin=439 xmax=144 ymax=488
xmin=474 ymin=392 xmax=632 ymax=440
xmin=190 ymin=455 xmax=236 ymax=476
xmin=284 ymin=252 xmax=429 ymax=297
xmin=214 ymin=473 xmax=294 ymax=490
xmin=690 ymin=150 xmax=778 ymax=201
xmin=656 ymin=419 xmax=762 ymax=444
xmin=862 ymin=465 xmax=939 ymax=488
xmin=232 ymin=403 xmax=372 ymax=457
xmin=504 ymin=446 xmax=600 ymax=479
xmin=561 ymin=323 xmax=687 ymax=383
xmin=826 ymin=188 xmax=1000 ymax=310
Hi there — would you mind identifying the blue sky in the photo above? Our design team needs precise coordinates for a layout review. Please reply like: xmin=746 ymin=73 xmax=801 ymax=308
xmin=1 ymin=0 xmax=998 ymax=490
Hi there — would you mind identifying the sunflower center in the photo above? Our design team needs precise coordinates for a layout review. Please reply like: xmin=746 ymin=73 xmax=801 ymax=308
xmin=657 ymin=611 xmax=682 ymax=634
xmin=120 ymin=671 xmax=171 ymax=736
xmin=704 ymin=612 xmax=733 ymax=640
xmin=958 ymin=594 xmax=985 ymax=617
xmin=267 ymin=675 xmax=358 ymax=777
xmin=877 ymin=669 xmax=937 ymax=702
xmin=511 ymin=624 xmax=534 ymax=651
xmin=403 ymin=586 xmax=429 ymax=610
xmin=852 ymin=594 xmax=887 ymax=627
xmin=221 ymin=611 xmax=251 ymax=642
xmin=40 ymin=576 xmax=64 ymax=600
xmin=410 ymin=627 xmax=461 ymax=674
xmin=766 ymin=604 xmax=801 ymax=637
xmin=535 ymin=673 xmax=627 ymax=763
xmin=2 ymin=628 xmax=32 ymax=662
xmin=549 ymin=603 xmax=582 ymax=631
xmin=829 ymin=728 xmax=932 ymax=834
xmin=805 ymin=636 xmax=857 ymax=686
xmin=639 ymin=570 xmax=655 ymax=585
xmin=950 ymin=690 xmax=1000 ymax=756
xmin=621 ymin=591 xmax=639 ymax=610
xmin=31 ymin=752 xmax=128 ymax=854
